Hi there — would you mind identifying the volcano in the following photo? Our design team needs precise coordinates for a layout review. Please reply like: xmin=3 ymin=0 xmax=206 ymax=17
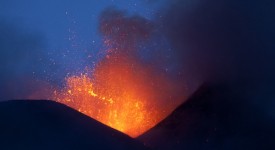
xmin=0 ymin=100 xmax=148 ymax=150
xmin=138 ymin=84 xmax=275 ymax=150
xmin=0 ymin=84 xmax=274 ymax=150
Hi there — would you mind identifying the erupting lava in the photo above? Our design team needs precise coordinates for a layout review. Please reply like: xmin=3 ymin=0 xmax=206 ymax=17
xmin=53 ymin=8 xmax=185 ymax=137
xmin=54 ymin=52 xmax=182 ymax=137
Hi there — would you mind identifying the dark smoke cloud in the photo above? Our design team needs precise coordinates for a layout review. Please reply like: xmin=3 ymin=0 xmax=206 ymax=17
xmin=98 ymin=7 xmax=186 ymax=82
xmin=98 ymin=8 xmax=170 ymax=76
xmin=0 ymin=20 xmax=52 ymax=100
xmin=161 ymin=0 xmax=275 ymax=85
xmin=97 ymin=7 xmax=188 ymax=112
xmin=99 ymin=7 xmax=153 ymax=53
xmin=131 ymin=1 xmax=274 ymax=148
xmin=158 ymin=0 xmax=275 ymax=120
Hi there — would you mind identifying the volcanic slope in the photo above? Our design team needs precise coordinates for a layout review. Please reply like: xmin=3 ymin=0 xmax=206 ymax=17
xmin=138 ymin=84 xmax=275 ymax=150
xmin=0 ymin=100 xmax=148 ymax=150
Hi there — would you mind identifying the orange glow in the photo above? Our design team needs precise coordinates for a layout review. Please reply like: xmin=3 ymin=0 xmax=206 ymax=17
xmin=53 ymin=52 xmax=184 ymax=138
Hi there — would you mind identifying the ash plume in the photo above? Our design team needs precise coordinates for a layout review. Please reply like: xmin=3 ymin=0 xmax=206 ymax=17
xmin=99 ymin=8 xmax=153 ymax=52
xmin=97 ymin=7 xmax=187 ymax=106
xmin=158 ymin=0 xmax=275 ymax=117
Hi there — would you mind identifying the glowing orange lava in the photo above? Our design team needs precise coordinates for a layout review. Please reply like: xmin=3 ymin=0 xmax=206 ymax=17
xmin=54 ymin=53 xmax=183 ymax=138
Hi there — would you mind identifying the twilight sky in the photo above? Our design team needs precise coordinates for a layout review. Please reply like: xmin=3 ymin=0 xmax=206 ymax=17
xmin=0 ymin=0 xmax=167 ymax=100
xmin=0 ymin=0 xmax=275 ymax=122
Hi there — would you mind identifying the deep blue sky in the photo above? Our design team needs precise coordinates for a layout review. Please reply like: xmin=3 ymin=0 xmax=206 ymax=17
xmin=0 ymin=0 xmax=164 ymax=63
xmin=0 ymin=0 xmax=274 ymax=122
xmin=0 ymin=0 xmax=167 ymax=99
xmin=0 ymin=0 xmax=161 ymax=51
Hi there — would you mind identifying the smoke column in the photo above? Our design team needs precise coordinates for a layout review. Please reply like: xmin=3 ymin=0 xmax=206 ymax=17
xmin=158 ymin=0 xmax=275 ymax=117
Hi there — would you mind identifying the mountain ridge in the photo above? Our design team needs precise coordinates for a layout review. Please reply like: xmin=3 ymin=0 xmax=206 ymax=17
xmin=0 ymin=100 xmax=148 ymax=150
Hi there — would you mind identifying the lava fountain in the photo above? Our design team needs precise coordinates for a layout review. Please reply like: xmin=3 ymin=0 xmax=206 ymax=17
xmin=53 ymin=51 xmax=184 ymax=137
xmin=53 ymin=9 xmax=186 ymax=137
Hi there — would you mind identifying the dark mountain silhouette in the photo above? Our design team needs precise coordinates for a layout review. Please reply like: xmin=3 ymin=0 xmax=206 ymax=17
xmin=138 ymin=84 xmax=275 ymax=150
xmin=0 ymin=100 xmax=148 ymax=150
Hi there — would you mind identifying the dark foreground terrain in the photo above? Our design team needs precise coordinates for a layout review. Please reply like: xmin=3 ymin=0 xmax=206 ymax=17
xmin=0 ymin=100 xmax=147 ymax=150
xmin=0 ymin=84 xmax=274 ymax=150
xmin=138 ymin=84 xmax=275 ymax=150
